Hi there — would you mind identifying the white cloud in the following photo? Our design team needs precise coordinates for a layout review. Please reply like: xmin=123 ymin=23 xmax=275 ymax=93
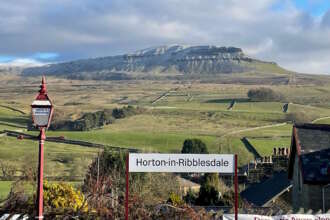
xmin=0 ymin=58 xmax=45 ymax=67
xmin=0 ymin=0 xmax=330 ymax=74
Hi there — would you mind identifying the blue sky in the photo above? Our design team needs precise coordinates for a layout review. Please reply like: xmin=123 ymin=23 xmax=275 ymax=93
xmin=0 ymin=53 xmax=59 ymax=63
xmin=294 ymin=0 xmax=330 ymax=16
xmin=1 ymin=0 xmax=330 ymax=74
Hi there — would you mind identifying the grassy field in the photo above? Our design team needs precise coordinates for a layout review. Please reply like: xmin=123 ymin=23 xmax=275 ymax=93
xmin=0 ymin=136 xmax=99 ymax=178
xmin=0 ymin=181 xmax=12 ymax=200
xmin=1 ymin=75 xmax=330 ymax=185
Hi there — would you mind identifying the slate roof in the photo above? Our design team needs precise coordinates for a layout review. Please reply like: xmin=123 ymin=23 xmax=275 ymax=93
xmin=240 ymin=171 xmax=292 ymax=207
xmin=288 ymin=123 xmax=330 ymax=184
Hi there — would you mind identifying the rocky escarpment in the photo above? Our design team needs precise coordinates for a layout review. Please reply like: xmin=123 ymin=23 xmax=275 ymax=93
xmin=22 ymin=45 xmax=276 ymax=77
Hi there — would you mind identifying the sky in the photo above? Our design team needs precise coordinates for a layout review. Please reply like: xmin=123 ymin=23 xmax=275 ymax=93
xmin=1 ymin=0 xmax=330 ymax=74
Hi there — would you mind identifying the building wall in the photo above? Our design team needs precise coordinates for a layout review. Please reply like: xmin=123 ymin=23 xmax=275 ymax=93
xmin=292 ymin=154 xmax=303 ymax=211
xmin=292 ymin=154 xmax=330 ymax=212
xmin=304 ymin=184 xmax=330 ymax=212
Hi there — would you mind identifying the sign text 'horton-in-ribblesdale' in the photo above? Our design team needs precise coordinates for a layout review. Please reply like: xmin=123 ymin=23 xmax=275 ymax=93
xmin=129 ymin=153 xmax=234 ymax=173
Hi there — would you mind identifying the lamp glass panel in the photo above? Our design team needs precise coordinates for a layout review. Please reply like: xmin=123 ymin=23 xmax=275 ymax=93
xmin=32 ymin=107 xmax=50 ymax=126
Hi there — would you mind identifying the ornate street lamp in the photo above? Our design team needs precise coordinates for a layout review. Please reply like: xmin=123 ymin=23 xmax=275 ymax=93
xmin=31 ymin=76 xmax=54 ymax=219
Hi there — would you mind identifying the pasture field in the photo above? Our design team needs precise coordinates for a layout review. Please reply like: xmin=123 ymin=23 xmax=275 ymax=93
xmin=1 ymin=74 xmax=330 ymax=201
xmin=0 ymin=136 xmax=99 ymax=179
xmin=0 ymin=181 xmax=12 ymax=200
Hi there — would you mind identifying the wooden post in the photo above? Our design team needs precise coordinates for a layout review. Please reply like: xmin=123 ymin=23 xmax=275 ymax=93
xmin=125 ymin=153 xmax=129 ymax=220
xmin=234 ymin=154 xmax=238 ymax=220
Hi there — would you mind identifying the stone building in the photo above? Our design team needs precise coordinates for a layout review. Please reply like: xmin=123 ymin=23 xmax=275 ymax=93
xmin=288 ymin=123 xmax=330 ymax=212
xmin=247 ymin=147 xmax=289 ymax=184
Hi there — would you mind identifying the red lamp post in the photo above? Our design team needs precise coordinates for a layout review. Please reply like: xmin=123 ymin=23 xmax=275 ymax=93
xmin=31 ymin=76 xmax=54 ymax=219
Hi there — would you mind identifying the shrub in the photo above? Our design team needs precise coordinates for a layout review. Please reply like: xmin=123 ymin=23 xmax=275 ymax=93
xmin=167 ymin=192 xmax=184 ymax=206
xmin=247 ymin=87 xmax=285 ymax=102
xmin=181 ymin=139 xmax=208 ymax=154
xmin=49 ymin=106 xmax=142 ymax=131
xmin=183 ymin=189 xmax=197 ymax=205
xmin=43 ymin=181 xmax=88 ymax=213
xmin=196 ymin=173 xmax=222 ymax=206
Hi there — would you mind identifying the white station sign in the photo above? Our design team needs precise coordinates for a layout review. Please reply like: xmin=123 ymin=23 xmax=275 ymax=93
xmin=129 ymin=153 xmax=234 ymax=173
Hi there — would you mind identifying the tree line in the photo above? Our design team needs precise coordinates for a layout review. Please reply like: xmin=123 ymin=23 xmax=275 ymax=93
xmin=28 ymin=106 xmax=144 ymax=131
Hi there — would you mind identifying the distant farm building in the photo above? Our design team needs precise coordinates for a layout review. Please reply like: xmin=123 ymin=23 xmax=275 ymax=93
xmin=177 ymin=176 xmax=200 ymax=194
xmin=288 ymin=123 xmax=330 ymax=212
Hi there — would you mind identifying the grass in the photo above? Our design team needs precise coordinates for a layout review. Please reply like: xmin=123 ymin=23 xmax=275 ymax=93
xmin=313 ymin=117 xmax=330 ymax=124
xmin=247 ymin=137 xmax=291 ymax=156
xmin=1 ymin=76 xmax=330 ymax=178
xmin=0 ymin=181 xmax=12 ymax=200
xmin=46 ymin=129 xmax=218 ymax=153
xmin=0 ymin=136 xmax=99 ymax=179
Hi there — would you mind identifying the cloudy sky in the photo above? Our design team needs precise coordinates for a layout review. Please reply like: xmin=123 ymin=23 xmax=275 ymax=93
xmin=1 ymin=0 xmax=330 ymax=74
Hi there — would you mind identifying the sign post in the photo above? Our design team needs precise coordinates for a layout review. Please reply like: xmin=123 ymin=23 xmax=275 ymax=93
xmin=125 ymin=153 xmax=238 ymax=220
xmin=234 ymin=154 xmax=238 ymax=220
xmin=125 ymin=153 xmax=129 ymax=220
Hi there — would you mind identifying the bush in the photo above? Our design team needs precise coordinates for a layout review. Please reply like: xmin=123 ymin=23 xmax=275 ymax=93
xmin=181 ymin=139 xmax=208 ymax=154
xmin=221 ymin=190 xmax=243 ymax=207
xmin=49 ymin=106 xmax=143 ymax=131
xmin=196 ymin=184 xmax=221 ymax=206
xmin=167 ymin=192 xmax=184 ymax=206
xmin=196 ymin=173 xmax=223 ymax=206
xmin=43 ymin=181 xmax=88 ymax=213
xmin=247 ymin=87 xmax=285 ymax=102
xmin=183 ymin=189 xmax=197 ymax=205
xmin=83 ymin=148 xmax=180 ymax=218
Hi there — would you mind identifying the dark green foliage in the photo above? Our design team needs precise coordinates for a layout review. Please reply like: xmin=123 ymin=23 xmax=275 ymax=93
xmin=183 ymin=189 xmax=197 ymax=205
xmin=181 ymin=139 xmax=208 ymax=154
xmin=196 ymin=173 xmax=223 ymax=206
xmin=48 ymin=106 xmax=143 ymax=131
xmin=48 ymin=110 xmax=114 ymax=131
xmin=247 ymin=87 xmax=285 ymax=102
xmin=112 ymin=105 xmax=139 ymax=119
xmin=84 ymin=148 xmax=126 ymax=185
xmin=221 ymin=190 xmax=242 ymax=207
xmin=112 ymin=108 xmax=125 ymax=119
xmin=196 ymin=184 xmax=221 ymax=206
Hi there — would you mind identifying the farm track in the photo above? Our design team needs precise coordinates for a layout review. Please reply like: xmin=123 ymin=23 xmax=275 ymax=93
xmin=221 ymin=122 xmax=289 ymax=137
xmin=312 ymin=116 xmax=330 ymax=123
